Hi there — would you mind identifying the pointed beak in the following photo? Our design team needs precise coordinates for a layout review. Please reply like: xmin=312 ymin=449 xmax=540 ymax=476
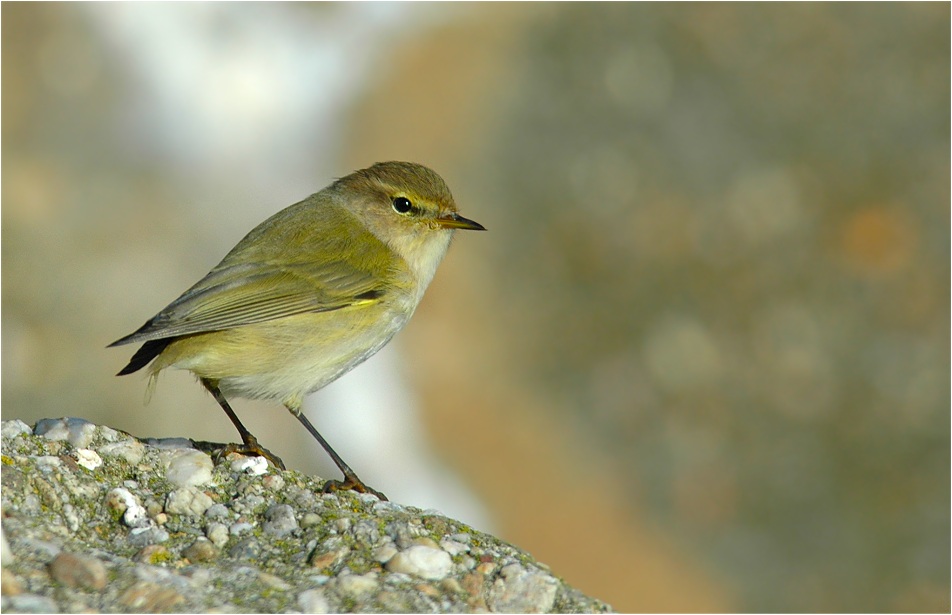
xmin=436 ymin=212 xmax=486 ymax=231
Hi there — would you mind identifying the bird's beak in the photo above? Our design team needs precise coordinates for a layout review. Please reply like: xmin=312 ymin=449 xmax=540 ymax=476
xmin=436 ymin=212 xmax=486 ymax=231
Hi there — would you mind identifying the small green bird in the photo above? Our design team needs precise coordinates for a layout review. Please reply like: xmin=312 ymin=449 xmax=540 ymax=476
xmin=110 ymin=161 xmax=485 ymax=500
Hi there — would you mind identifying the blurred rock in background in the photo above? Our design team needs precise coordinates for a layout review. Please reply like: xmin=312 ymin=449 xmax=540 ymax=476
xmin=3 ymin=4 xmax=948 ymax=612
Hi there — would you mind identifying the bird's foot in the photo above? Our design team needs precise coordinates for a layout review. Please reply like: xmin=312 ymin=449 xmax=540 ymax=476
xmin=322 ymin=475 xmax=388 ymax=501
xmin=213 ymin=435 xmax=286 ymax=471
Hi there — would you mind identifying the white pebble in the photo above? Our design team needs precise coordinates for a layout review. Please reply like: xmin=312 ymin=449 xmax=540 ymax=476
xmin=372 ymin=543 xmax=398 ymax=564
xmin=98 ymin=440 xmax=146 ymax=465
xmin=206 ymin=522 xmax=230 ymax=548
xmin=165 ymin=450 xmax=214 ymax=487
xmin=165 ymin=487 xmax=214 ymax=516
xmin=1 ymin=420 xmax=32 ymax=440
xmin=34 ymin=417 xmax=97 ymax=448
xmin=230 ymin=522 xmax=254 ymax=535
xmin=106 ymin=488 xmax=149 ymax=529
xmin=74 ymin=449 xmax=102 ymax=471
xmin=488 ymin=564 xmax=559 ymax=613
xmin=34 ymin=456 xmax=62 ymax=472
xmin=385 ymin=545 xmax=453 ymax=580
xmin=298 ymin=588 xmax=330 ymax=614
xmin=1 ymin=527 xmax=12 ymax=565
xmin=440 ymin=539 xmax=469 ymax=556
xmin=336 ymin=573 xmax=378 ymax=597
xmin=230 ymin=456 xmax=269 ymax=476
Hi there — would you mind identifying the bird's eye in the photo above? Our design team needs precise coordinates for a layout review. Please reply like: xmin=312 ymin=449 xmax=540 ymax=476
xmin=392 ymin=196 xmax=414 ymax=214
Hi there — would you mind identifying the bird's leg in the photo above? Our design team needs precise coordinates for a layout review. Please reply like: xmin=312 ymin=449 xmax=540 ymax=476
xmin=201 ymin=378 xmax=286 ymax=470
xmin=289 ymin=406 xmax=388 ymax=501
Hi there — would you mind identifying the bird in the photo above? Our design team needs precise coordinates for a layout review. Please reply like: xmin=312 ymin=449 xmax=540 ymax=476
xmin=109 ymin=161 xmax=485 ymax=500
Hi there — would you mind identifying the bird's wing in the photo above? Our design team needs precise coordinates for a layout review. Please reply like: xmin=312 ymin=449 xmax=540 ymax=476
xmin=109 ymin=259 xmax=384 ymax=346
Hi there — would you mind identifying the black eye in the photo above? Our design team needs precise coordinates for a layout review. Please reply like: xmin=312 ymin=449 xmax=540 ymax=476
xmin=392 ymin=196 xmax=413 ymax=214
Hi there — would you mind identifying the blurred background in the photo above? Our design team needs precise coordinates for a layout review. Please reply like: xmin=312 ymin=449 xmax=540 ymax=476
xmin=3 ymin=4 xmax=949 ymax=612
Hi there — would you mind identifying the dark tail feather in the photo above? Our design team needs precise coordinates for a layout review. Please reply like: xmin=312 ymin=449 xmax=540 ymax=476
xmin=117 ymin=338 xmax=173 ymax=376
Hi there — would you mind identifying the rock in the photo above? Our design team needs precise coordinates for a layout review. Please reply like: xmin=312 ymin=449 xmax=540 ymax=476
xmin=165 ymin=487 xmax=214 ymax=516
xmin=127 ymin=525 xmax=170 ymax=547
xmin=309 ymin=546 xmax=350 ymax=570
xmin=98 ymin=439 xmax=146 ymax=465
xmin=336 ymin=572 xmax=378 ymax=598
xmin=1 ymin=568 xmax=24 ymax=595
xmin=119 ymin=581 xmax=185 ymax=611
xmin=105 ymin=487 xmax=149 ymax=528
xmin=372 ymin=542 xmax=399 ymax=564
xmin=1 ymin=419 xmax=31 ymax=440
xmin=4 ymin=593 xmax=59 ymax=613
xmin=263 ymin=504 xmax=298 ymax=537
xmin=230 ymin=455 xmax=269 ymax=476
xmin=72 ymin=448 xmax=102 ymax=471
xmin=385 ymin=545 xmax=453 ymax=580
xmin=487 ymin=563 xmax=560 ymax=613
xmin=47 ymin=552 xmax=107 ymax=590
xmin=34 ymin=417 xmax=97 ymax=448
xmin=440 ymin=538 xmax=470 ymax=556
xmin=0 ymin=418 xmax=611 ymax=613
xmin=298 ymin=588 xmax=330 ymax=613
xmin=1 ymin=528 xmax=12 ymax=565
xmin=182 ymin=538 xmax=219 ymax=563
xmin=164 ymin=449 xmax=214 ymax=487
xmin=205 ymin=522 xmax=230 ymax=548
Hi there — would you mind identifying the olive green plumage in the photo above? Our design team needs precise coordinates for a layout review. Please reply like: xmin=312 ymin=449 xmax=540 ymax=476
xmin=110 ymin=161 xmax=484 ymax=499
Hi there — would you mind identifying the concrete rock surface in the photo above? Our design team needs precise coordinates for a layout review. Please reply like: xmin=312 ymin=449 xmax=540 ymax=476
xmin=0 ymin=418 xmax=612 ymax=613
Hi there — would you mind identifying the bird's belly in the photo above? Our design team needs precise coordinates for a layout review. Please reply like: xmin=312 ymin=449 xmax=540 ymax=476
xmin=162 ymin=305 xmax=411 ymax=407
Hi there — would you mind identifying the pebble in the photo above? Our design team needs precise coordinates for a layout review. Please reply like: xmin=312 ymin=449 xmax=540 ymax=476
xmin=298 ymin=588 xmax=330 ymax=614
xmin=1 ymin=528 xmax=12 ymax=565
xmin=487 ymin=564 xmax=558 ymax=613
xmin=372 ymin=542 xmax=399 ymax=564
xmin=182 ymin=538 xmax=219 ymax=563
xmin=230 ymin=455 xmax=269 ymax=476
xmin=134 ymin=545 xmax=172 ymax=565
xmin=334 ymin=517 xmax=352 ymax=533
xmin=5 ymin=593 xmax=59 ymax=613
xmin=164 ymin=450 xmax=214 ymax=487
xmin=73 ymin=449 xmax=102 ymax=471
xmin=144 ymin=437 xmax=195 ymax=450
xmin=119 ymin=581 xmax=185 ymax=611
xmin=105 ymin=488 xmax=150 ymax=528
xmin=229 ymin=522 xmax=254 ymax=536
xmin=385 ymin=545 xmax=453 ymax=580
xmin=165 ymin=487 xmax=214 ymax=516
xmin=372 ymin=501 xmax=403 ymax=516
xmin=226 ymin=537 xmax=260 ymax=560
xmin=98 ymin=440 xmax=146 ymax=465
xmin=34 ymin=456 xmax=62 ymax=472
xmin=440 ymin=538 xmax=470 ymax=556
xmin=309 ymin=547 xmax=349 ymax=570
xmin=263 ymin=504 xmax=298 ymax=537
xmin=1 ymin=568 xmax=23 ymax=595
xmin=205 ymin=523 xmax=230 ymax=548
xmin=47 ymin=552 xmax=107 ymax=590
xmin=257 ymin=571 xmax=291 ymax=590
xmin=336 ymin=572 xmax=378 ymax=598
xmin=204 ymin=503 xmax=231 ymax=520
xmin=300 ymin=512 xmax=322 ymax=529
xmin=128 ymin=526 xmax=170 ymax=547
xmin=34 ymin=417 xmax=97 ymax=448
xmin=261 ymin=474 xmax=284 ymax=490
xmin=1 ymin=419 xmax=31 ymax=440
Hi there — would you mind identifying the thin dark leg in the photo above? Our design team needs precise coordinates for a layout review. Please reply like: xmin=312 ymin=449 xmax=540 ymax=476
xmin=200 ymin=378 xmax=286 ymax=470
xmin=293 ymin=411 xmax=388 ymax=501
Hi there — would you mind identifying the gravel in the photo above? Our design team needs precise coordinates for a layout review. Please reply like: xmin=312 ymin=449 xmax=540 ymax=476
xmin=1 ymin=418 xmax=612 ymax=613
